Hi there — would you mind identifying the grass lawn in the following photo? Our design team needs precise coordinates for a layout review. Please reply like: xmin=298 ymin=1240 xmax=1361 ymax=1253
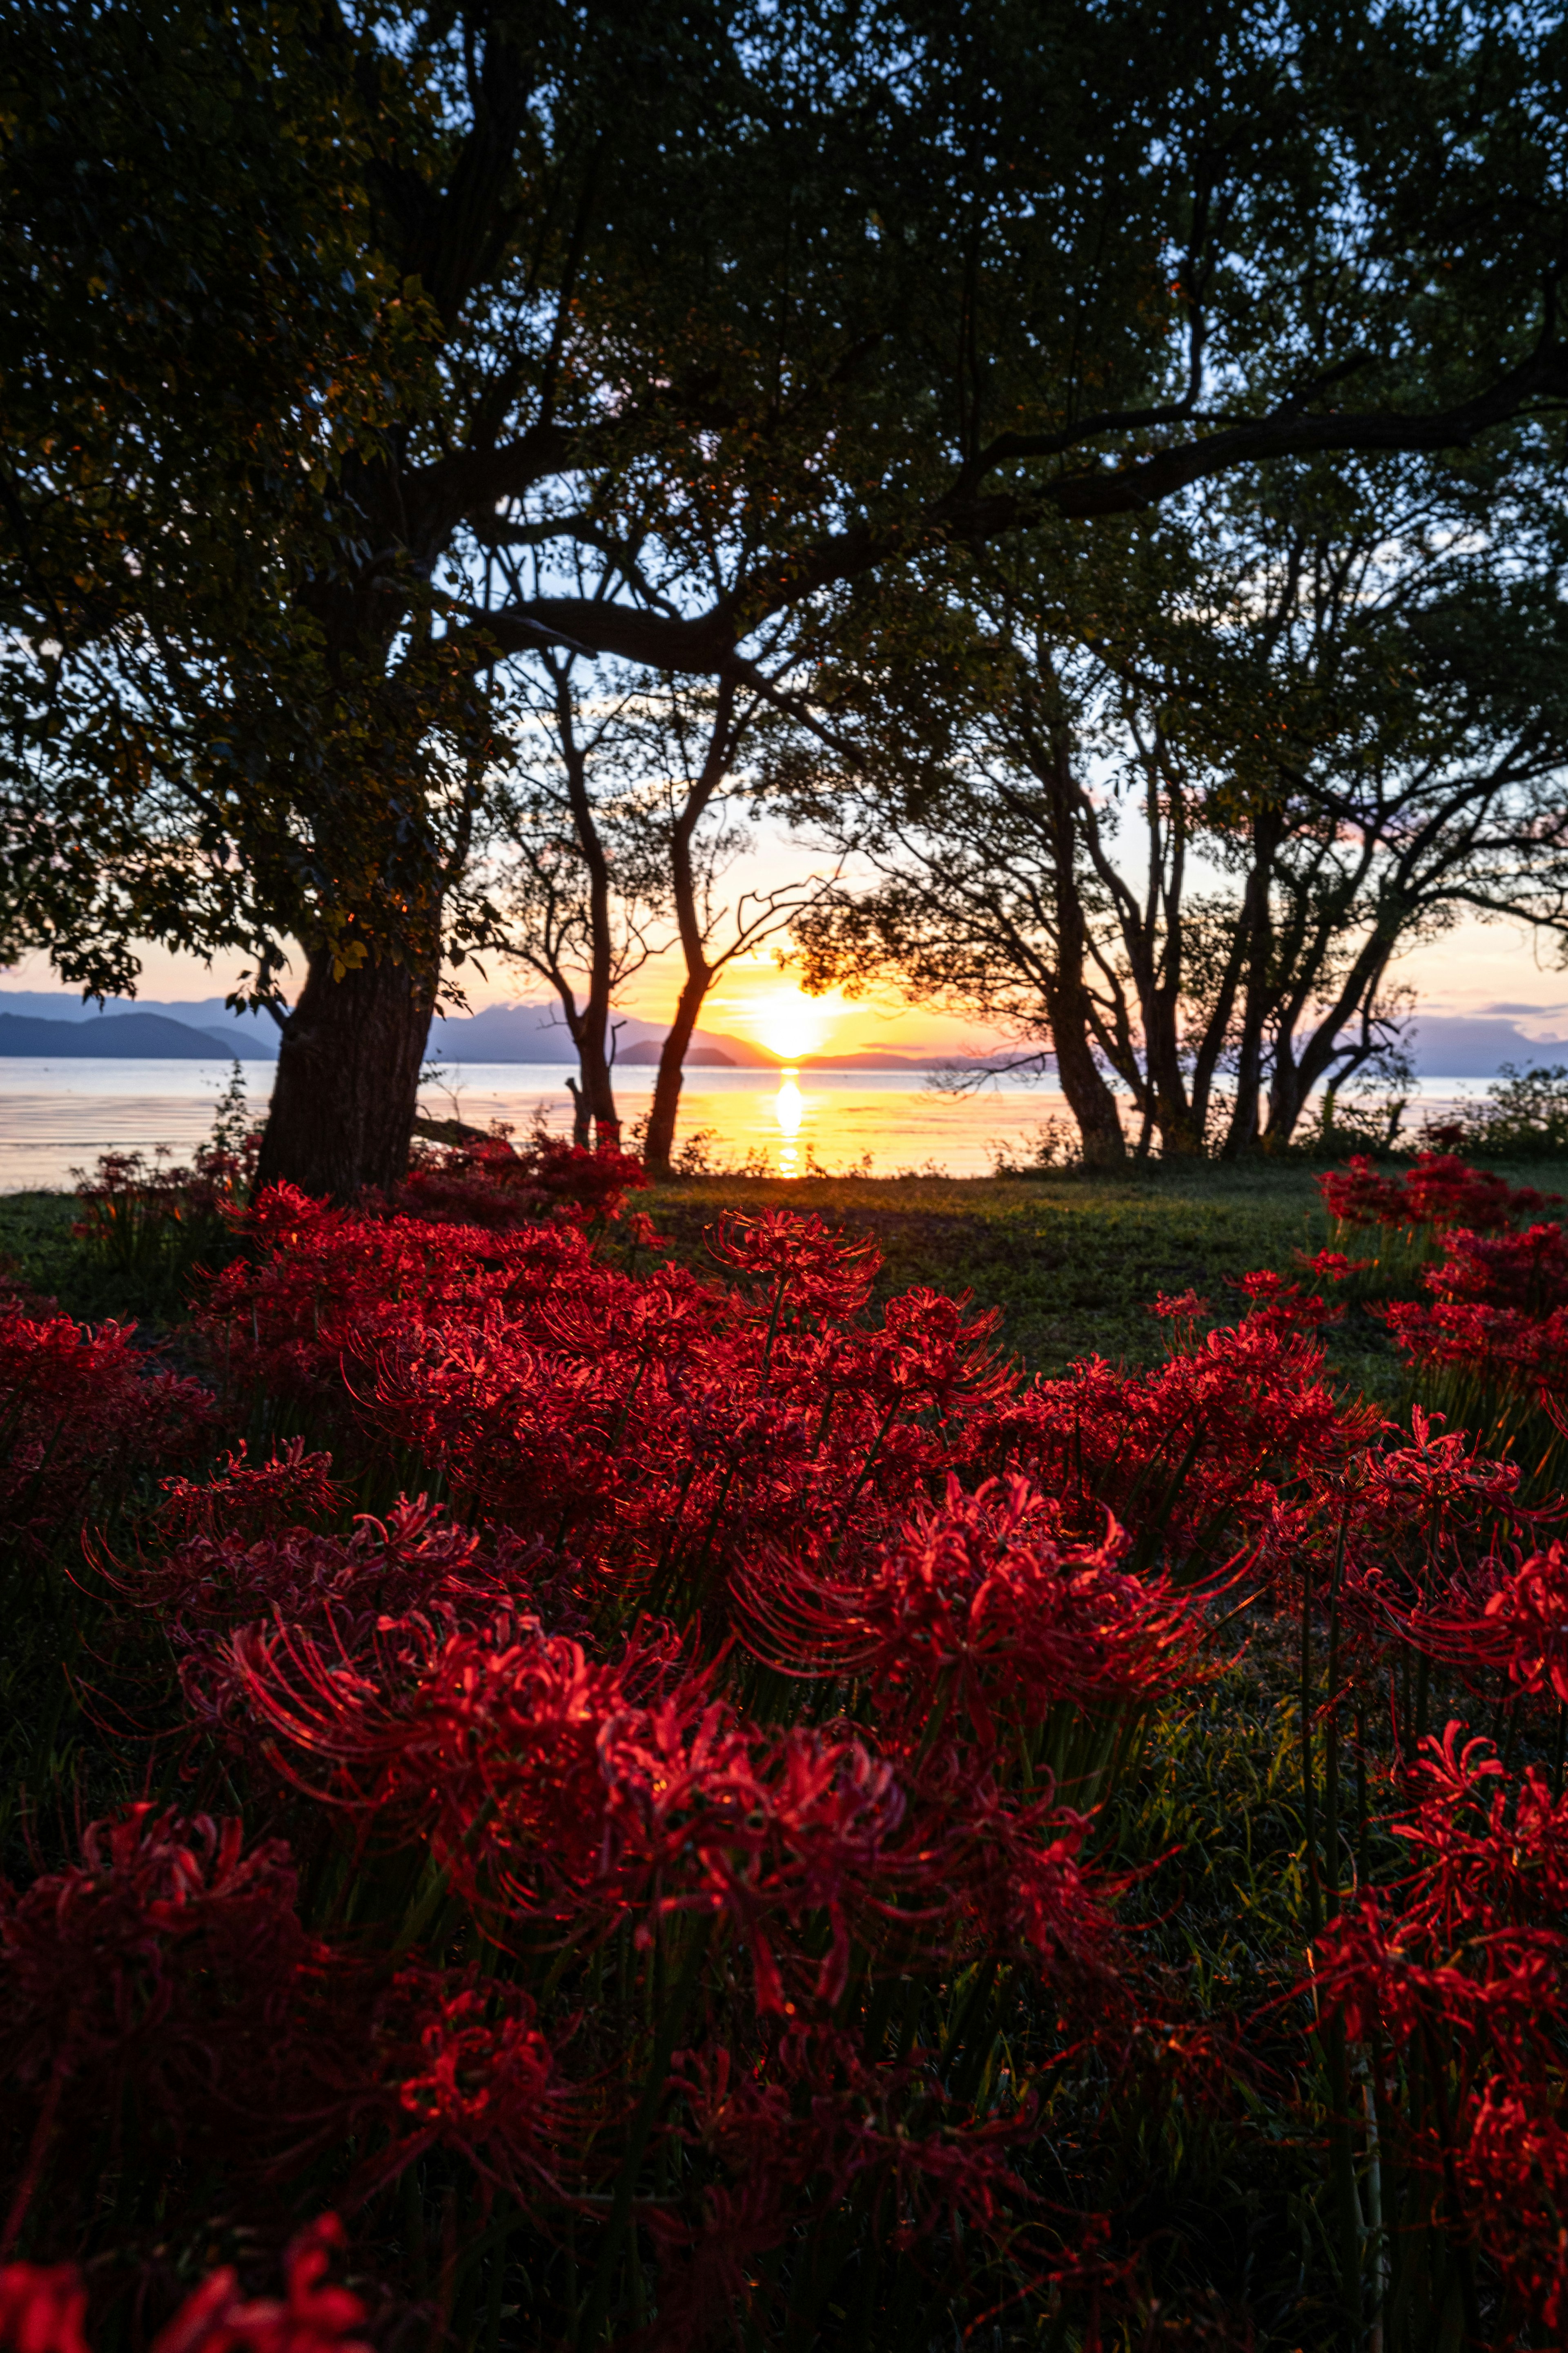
xmin=641 ymin=1160 xmax=1417 ymax=1392
xmin=8 ymin=1154 xmax=1559 ymax=1406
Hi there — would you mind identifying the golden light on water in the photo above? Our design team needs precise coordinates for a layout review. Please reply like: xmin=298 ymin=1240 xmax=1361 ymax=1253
xmin=773 ymin=1072 xmax=804 ymax=1174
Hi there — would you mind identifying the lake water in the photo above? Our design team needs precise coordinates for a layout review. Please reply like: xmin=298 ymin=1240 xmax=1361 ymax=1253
xmin=0 ymin=1056 xmax=1504 ymax=1193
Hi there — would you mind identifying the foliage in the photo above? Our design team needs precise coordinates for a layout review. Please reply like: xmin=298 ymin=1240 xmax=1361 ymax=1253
xmin=1422 ymin=1066 xmax=1568 ymax=1161
xmin=781 ymin=457 xmax=1568 ymax=1166
xmin=67 ymin=1068 xmax=261 ymax=1312
xmin=8 ymin=2 xmax=1568 ymax=1195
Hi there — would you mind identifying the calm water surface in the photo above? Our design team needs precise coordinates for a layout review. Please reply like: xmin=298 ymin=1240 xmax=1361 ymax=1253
xmin=0 ymin=1055 xmax=1497 ymax=1191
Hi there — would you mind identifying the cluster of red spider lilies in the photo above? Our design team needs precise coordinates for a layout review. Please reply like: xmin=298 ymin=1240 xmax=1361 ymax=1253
xmin=2 ymin=1143 xmax=1567 ymax=2349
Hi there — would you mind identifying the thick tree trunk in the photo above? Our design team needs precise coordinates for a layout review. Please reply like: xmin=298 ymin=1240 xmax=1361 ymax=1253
xmin=641 ymin=965 xmax=710 ymax=1180
xmin=1053 ymin=1007 xmax=1128 ymax=1162
xmin=254 ymin=948 xmax=435 ymax=1200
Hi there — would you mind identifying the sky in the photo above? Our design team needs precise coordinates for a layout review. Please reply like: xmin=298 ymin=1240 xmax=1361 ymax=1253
xmin=8 ymin=911 xmax=1566 ymax=1062
xmin=7 ymin=852 xmax=1567 ymax=1063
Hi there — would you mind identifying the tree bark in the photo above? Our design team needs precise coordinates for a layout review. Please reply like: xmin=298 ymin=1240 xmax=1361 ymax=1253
xmin=550 ymin=662 xmax=622 ymax=1150
xmin=1007 ymin=705 xmax=1127 ymax=1167
xmin=254 ymin=948 xmax=436 ymax=1200
xmin=1047 ymin=989 xmax=1126 ymax=1166
xmin=639 ymin=678 xmax=736 ymax=1180
xmin=1219 ymin=810 xmax=1283 ymax=1159
xmin=641 ymin=965 xmax=710 ymax=1180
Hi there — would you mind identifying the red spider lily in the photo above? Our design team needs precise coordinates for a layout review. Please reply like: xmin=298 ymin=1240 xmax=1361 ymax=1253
xmin=1225 ymin=1269 xmax=1343 ymax=1332
xmin=208 ymin=1614 xmax=641 ymax=1882
xmin=145 ymin=2217 xmax=371 ymax=2353
xmin=647 ymin=2024 xmax=1046 ymax=2348
xmin=0 ymin=2217 xmax=374 ymax=2353
xmin=156 ymin=1440 xmax=344 ymax=1543
xmin=908 ymin=1750 xmax=1126 ymax=1992
xmin=1251 ymin=1405 xmax=1537 ymax=1622
xmin=681 ymin=2020 xmax=1036 ymax=2214
xmin=219 ymin=1616 xmax=915 ymax=2012
xmin=365 ymin=1970 xmax=583 ymax=2205
xmin=347 ymin=1275 xmax=998 ymax=1604
xmin=1313 ymin=1724 xmax=1568 ymax=2058
xmin=980 ymin=1298 xmax=1385 ymax=1563
xmin=735 ymin=1474 xmax=1209 ymax=1749
xmin=1147 ymin=1290 xmax=1209 ymax=1352
xmin=1418 ymin=1220 xmax=1568 ymax=1316
xmin=0 ymin=1808 xmax=346 ymax=2257
xmin=830 ymin=1287 xmax=1011 ymax=1422
xmin=0 ymin=1311 xmax=214 ymax=1558
xmin=1456 ymin=2082 xmax=1568 ymax=2340
xmin=1 ymin=1808 xmax=310 ymax=2103
xmin=1372 ymin=1215 xmax=1568 ymax=1402
xmin=71 ymin=1131 xmax=260 ymax=1247
xmin=196 ymin=1185 xmax=597 ymax=1401
xmin=1383 ymin=1293 xmax=1568 ymax=1398
xmin=149 ymin=1497 xmax=553 ymax=1733
xmin=1387 ymin=1540 xmax=1568 ymax=1705
xmin=391 ymin=1130 xmax=647 ymax=1232
xmin=1292 ymin=1247 xmax=1374 ymax=1282
xmin=706 ymin=1210 xmax=878 ymax=1327
xmin=0 ymin=2264 xmax=89 ymax=2353
xmin=1319 ymin=1152 xmax=1553 ymax=1235
xmin=599 ymin=1712 xmax=911 ymax=2011
xmin=1310 ymin=1726 xmax=1568 ymax=2338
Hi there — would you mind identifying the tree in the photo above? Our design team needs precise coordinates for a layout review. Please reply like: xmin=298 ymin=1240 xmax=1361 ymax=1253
xmin=4 ymin=0 xmax=744 ymax=1194
xmin=784 ymin=458 xmax=1568 ymax=1157
xmin=621 ymin=673 xmax=831 ymax=1178
xmin=487 ymin=651 xmax=665 ymax=1149
xmin=7 ymin=0 xmax=1566 ymax=1193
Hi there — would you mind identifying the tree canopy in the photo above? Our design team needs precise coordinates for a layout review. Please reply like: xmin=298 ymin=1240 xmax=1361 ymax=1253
xmin=4 ymin=0 xmax=1566 ymax=1187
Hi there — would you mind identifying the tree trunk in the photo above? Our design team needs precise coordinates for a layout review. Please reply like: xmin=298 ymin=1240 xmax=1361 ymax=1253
xmin=254 ymin=948 xmax=435 ymax=1200
xmin=1220 ymin=818 xmax=1281 ymax=1159
xmin=641 ymin=964 xmax=710 ymax=1180
xmin=1049 ymin=1001 xmax=1126 ymax=1165
xmin=1038 ymin=718 xmax=1125 ymax=1166
xmin=552 ymin=664 xmax=622 ymax=1151
xmin=578 ymin=1005 xmax=621 ymax=1150
xmin=639 ymin=676 xmax=736 ymax=1180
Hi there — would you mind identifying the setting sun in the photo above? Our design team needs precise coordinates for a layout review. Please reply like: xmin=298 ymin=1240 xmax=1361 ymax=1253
xmin=731 ymin=981 xmax=835 ymax=1062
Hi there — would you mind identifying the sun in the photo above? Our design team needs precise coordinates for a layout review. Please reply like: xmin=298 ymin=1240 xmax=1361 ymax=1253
xmin=748 ymin=986 xmax=832 ymax=1062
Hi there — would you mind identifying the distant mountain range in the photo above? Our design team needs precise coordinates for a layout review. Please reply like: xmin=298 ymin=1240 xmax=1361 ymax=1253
xmin=0 ymin=1009 xmax=252 ymax=1059
xmin=0 ymin=993 xmax=787 ymax=1068
xmin=1 ymin=993 xmax=1558 ymax=1079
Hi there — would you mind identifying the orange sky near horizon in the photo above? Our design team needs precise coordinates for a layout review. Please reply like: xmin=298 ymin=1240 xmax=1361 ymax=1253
xmin=6 ymin=911 xmax=1567 ymax=1055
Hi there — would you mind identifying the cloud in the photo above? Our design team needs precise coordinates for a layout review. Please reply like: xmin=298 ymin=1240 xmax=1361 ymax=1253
xmin=1480 ymin=1001 xmax=1568 ymax=1017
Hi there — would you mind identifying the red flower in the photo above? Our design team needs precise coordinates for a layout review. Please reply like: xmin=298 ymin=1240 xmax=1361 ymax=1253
xmin=0 ymin=2266 xmax=90 ymax=2353
xmin=0 ymin=1311 xmax=214 ymax=1559
xmin=1319 ymin=1152 xmax=1552 ymax=1235
xmin=156 ymin=1440 xmax=344 ymax=1543
xmin=736 ymin=1473 xmax=1207 ymax=1749
xmin=707 ymin=1210 xmax=878 ymax=1326
xmin=149 ymin=2216 xmax=370 ymax=2353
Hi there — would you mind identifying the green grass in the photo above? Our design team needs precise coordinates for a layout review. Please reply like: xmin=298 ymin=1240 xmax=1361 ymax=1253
xmin=643 ymin=1163 xmax=1399 ymax=1384
xmin=6 ymin=1150 xmax=1558 ymax=1395
xmin=0 ymin=1187 xmax=241 ymax=1330
xmin=0 ymin=1188 xmax=78 ymax=1299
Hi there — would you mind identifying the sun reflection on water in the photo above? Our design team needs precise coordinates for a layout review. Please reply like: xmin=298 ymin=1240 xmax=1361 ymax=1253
xmin=773 ymin=1071 xmax=803 ymax=1174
